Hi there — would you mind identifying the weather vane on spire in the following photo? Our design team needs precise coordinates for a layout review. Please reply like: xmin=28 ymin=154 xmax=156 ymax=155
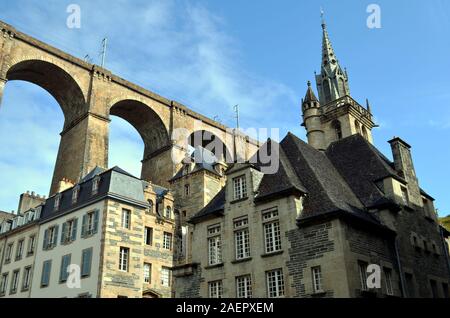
xmin=320 ymin=7 xmax=326 ymax=28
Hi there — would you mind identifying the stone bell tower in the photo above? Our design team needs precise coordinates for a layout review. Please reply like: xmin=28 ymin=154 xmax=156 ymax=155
xmin=302 ymin=14 xmax=377 ymax=150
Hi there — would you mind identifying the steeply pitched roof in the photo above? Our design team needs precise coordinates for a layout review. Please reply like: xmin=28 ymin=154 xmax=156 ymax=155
xmin=190 ymin=187 xmax=226 ymax=224
xmin=280 ymin=133 xmax=370 ymax=222
xmin=170 ymin=147 xmax=221 ymax=182
xmin=303 ymin=81 xmax=319 ymax=103
xmin=253 ymin=139 xmax=307 ymax=202
xmin=326 ymin=134 xmax=402 ymax=209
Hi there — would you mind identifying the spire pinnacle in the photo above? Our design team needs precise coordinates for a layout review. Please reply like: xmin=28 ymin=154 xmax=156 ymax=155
xmin=320 ymin=7 xmax=326 ymax=29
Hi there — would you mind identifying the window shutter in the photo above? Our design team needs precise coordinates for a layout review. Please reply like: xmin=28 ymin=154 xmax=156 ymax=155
xmin=43 ymin=229 xmax=49 ymax=250
xmin=42 ymin=261 xmax=51 ymax=286
xmin=71 ymin=218 xmax=78 ymax=241
xmin=93 ymin=210 xmax=99 ymax=234
xmin=53 ymin=225 xmax=59 ymax=247
xmin=61 ymin=222 xmax=67 ymax=245
xmin=82 ymin=249 xmax=92 ymax=277
xmin=81 ymin=214 xmax=87 ymax=238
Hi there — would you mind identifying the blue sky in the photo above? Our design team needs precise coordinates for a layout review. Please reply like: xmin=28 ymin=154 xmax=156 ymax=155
xmin=0 ymin=0 xmax=449 ymax=216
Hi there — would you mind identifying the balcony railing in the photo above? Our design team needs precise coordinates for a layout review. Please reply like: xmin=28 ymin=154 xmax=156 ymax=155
xmin=321 ymin=95 xmax=372 ymax=119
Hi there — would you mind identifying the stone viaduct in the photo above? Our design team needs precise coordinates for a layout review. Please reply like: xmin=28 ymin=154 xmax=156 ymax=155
xmin=0 ymin=20 xmax=260 ymax=195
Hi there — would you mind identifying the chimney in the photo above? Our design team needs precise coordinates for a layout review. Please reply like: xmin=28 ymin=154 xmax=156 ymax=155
xmin=17 ymin=191 xmax=46 ymax=214
xmin=388 ymin=137 xmax=421 ymax=205
xmin=57 ymin=178 xmax=75 ymax=193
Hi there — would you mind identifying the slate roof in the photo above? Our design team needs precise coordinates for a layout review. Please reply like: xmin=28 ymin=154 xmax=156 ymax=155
xmin=170 ymin=147 xmax=221 ymax=182
xmin=40 ymin=166 xmax=148 ymax=223
xmin=189 ymin=132 xmax=433 ymax=230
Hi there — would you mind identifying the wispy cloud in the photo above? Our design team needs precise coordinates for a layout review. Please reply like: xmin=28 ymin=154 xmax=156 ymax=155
xmin=0 ymin=0 xmax=297 ymax=211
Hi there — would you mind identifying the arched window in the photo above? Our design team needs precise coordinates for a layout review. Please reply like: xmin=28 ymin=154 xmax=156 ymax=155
xmin=355 ymin=120 xmax=361 ymax=135
xmin=332 ymin=120 xmax=343 ymax=140
xmin=362 ymin=126 xmax=368 ymax=140
xmin=165 ymin=206 xmax=172 ymax=219
xmin=323 ymin=80 xmax=332 ymax=103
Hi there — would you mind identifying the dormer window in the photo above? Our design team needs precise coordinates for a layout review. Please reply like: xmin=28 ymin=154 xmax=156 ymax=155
xmin=35 ymin=206 xmax=42 ymax=219
xmin=54 ymin=194 xmax=62 ymax=211
xmin=92 ymin=176 xmax=100 ymax=195
xmin=72 ymin=185 xmax=80 ymax=204
xmin=147 ymin=200 xmax=154 ymax=214
xmin=233 ymin=175 xmax=247 ymax=201
xmin=165 ymin=206 xmax=172 ymax=219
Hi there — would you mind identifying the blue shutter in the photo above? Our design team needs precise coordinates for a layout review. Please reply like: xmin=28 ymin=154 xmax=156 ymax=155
xmin=53 ymin=225 xmax=59 ymax=247
xmin=61 ymin=222 xmax=67 ymax=245
xmin=60 ymin=255 xmax=71 ymax=282
xmin=71 ymin=218 xmax=78 ymax=241
xmin=41 ymin=261 xmax=51 ymax=286
xmin=43 ymin=229 xmax=49 ymax=250
xmin=81 ymin=248 xmax=92 ymax=277
xmin=81 ymin=214 xmax=87 ymax=238
xmin=93 ymin=210 xmax=99 ymax=234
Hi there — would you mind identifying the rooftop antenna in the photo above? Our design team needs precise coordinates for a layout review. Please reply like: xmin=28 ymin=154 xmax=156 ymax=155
xmin=233 ymin=105 xmax=240 ymax=129
xmin=100 ymin=38 xmax=108 ymax=68
xmin=84 ymin=54 xmax=93 ymax=63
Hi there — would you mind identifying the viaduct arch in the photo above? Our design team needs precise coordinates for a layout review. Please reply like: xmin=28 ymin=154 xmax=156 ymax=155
xmin=0 ymin=21 xmax=260 ymax=195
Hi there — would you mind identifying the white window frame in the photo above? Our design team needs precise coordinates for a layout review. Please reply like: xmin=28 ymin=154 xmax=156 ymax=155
xmin=10 ymin=270 xmax=19 ymax=294
xmin=312 ymin=266 xmax=323 ymax=293
xmin=266 ymin=269 xmax=285 ymax=298
xmin=163 ymin=232 xmax=172 ymax=250
xmin=236 ymin=275 xmax=252 ymax=298
xmin=54 ymin=194 xmax=61 ymax=211
xmin=234 ymin=219 xmax=250 ymax=260
xmin=0 ymin=273 xmax=8 ymax=294
xmin=161 ymin=267 xmax=171 ymax=287
xmin=209 ymin=280 xmax=223 ymax=298
xmin=92 ymin=176 xmax=100 ymax=195
xmin=233 ymin=175 xmax=247 ymax=200
xmin=144 ymin=227 xmax=153 ymax=246
xmin=121 ymin=209 xmax=131 ymax=229
xmin=263 ymin=219 xmax=282 ymax=254
xmin=27 ymin=235 xmax=36 ymax=255
xmin=16 ymin=239 xmax=24 ymax=260
xmin=143 ymin=263 xmax=151 ymax=284
xmin=22 ymin=266 xmax=32 ymax=291
xmin=208 ymin=228 xmax=222 ymax=266
xmin=119 ymin=247 xmax=129 ymax=272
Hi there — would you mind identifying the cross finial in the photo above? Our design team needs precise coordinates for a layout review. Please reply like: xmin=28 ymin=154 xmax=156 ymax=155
xmin=321 ymin=7 xmax=326 ymax=29
xmin=307 ymin=80 xmax=311 ymax=87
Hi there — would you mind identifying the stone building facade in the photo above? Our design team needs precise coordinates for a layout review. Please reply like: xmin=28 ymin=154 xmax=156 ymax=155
xmin=0 ymin=167 xmax=175 ymax=298
xmin=172 ymin=19 xmax=450 ymax=298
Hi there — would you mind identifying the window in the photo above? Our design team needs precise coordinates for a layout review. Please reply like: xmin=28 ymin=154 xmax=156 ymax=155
xmin=10 ymin=270 xmax=19 ymax=294
xmin=119 ymin=247 xmax=129 ymax=272
xmin=234 ymin=218 xmax=250 ymax=260
xmin=359 ymin=262 xmax=368 ymax=291
xmin=27 ymin=235 xmax=36 ymax=256
xmin=145 ymin=227 xmax=153 ymax=246
xmin=22 ymin=266 xmax=32 ymax=291
xmin=81 ymin=248 xmax=93 ymax=278
xmin=332 ymin=120 xmax=343 ymax=140
xmin=266 ymin=269 xmax=285 ymax=298
xmin=430 ymin=279 xmax=439 ymax=298
xmin=208 ymin=225 xmax=222 ymax=265
xmin=121 ymin=209 xmax=131 ymax=229
xmin=312 ymin=266 xmax=323 ymax=293
xmin=361 ymin=126 xmax=368 ymax=140
xmin=54 ymin=194 xmax=61 ymax=211
xmin=59 ymin=254 xmax=71 ymax=283
xmin=41 ymin=260 xmax=52 ymax=287
xmin=16 ymin=239 xmax=24 ymax=260
xmin=208 ymin=280 xmax=223 ymax=298
xmin=405 ymin=273 xmax=415 ymax=298
xmin=233 ymin=175 xmax=247 ymax=200
xmin=263 ymin=210 xmax=281 ymax=254
xmin=384 ymin=268 xmax=393 ymax=295
xmin=147 ymin=200 xmax=153 ymax=214
xmin=184 ymin=184 xmax=190 ymax=196
xmin=72 ymin=186 xmax=80 ymax=204
xmin=0 ymin=273 xmax=8 ymax=295
xmin=161 ymin=267 xmax=171 ymax=287
xmin=82 ymin=210 xmax=99 ymax=237
xmin=163 ymin=232 xmax=173 ymax=250
xmin=144 ymin=263 xmax=151 ymax=284
xmin=5 ymin=243 xmax=13 ymax=263
xmin=61 ymin=218 xmax=78 ymax=244
xmin=401 ymin=186 xmax=409 ymax=205
xmin=43 ymin=225 xmax=59 ymax=250
xmin=92 ymin=176 xmax=100 ymax=195
xmin=236 ymin=275 xmax=252 ymax=298
xmin=165 ymin=206 xmax=172 ymax=219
